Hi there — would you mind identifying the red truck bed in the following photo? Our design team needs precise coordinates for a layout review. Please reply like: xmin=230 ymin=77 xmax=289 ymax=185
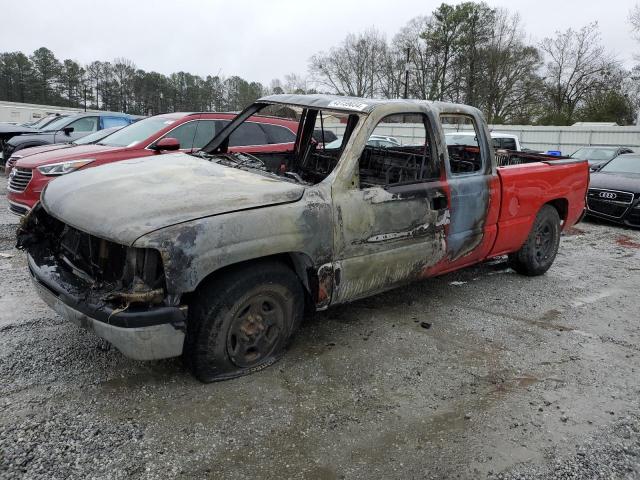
xmin=490 ymin=158 xmax=589 ymax=257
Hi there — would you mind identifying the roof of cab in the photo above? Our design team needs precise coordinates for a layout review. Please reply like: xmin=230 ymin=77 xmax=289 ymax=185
xmin=257 ymin=94 xmax=479 ymax=116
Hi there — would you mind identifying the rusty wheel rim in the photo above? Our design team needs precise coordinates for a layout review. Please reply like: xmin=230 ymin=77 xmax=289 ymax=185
xmin=534 ymin=222 xmax=553 ymax=261
xmin=226 ymin=293 xmax=285 ymax=368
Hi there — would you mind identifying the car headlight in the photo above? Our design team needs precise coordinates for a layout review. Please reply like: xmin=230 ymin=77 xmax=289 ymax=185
xmin=37 ymin=159 xmax=95 ymax=176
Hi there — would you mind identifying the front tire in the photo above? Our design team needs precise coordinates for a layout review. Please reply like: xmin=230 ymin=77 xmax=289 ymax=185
xmin=509 ymin=205 xmax=561 ymax=276
xmin=184 ymin=261 xmax=304 ymax=383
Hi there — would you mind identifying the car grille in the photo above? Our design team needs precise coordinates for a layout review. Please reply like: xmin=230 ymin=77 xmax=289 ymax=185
xmin=8 ymin=201 xmax=29 ymax=216
xmin=6 ymin=155 xmax=22 ymax=170
xmin=8 ymin=167 xmax=33 ymax=192
xmin=627 ymin=206 xmax=640 ymax=227
xmin=587 ymin=199 xmax=628 ymax=218
xmin=587 ymin=188 xmax=634 ymax=204
xmin=586 ymin=188 xmax=634 ymax=219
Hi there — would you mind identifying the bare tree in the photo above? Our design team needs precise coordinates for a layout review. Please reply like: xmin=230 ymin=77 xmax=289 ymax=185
xmin=283 ymin=73 xmax=307 ymax=94
xmin=309 ymin=28 xmax=388 ymax=97
xmin=392 ymin=16 xmax=438 ymax=99
xmin=269 ymin=78 xmax=284 ymax=94
xmin=630 ymin=4 xmax=640 ymax=38
xmin=540 ymin=23 xmax=618 ymax=124
xmin=479 ymin=9 xmax=543 ymax=123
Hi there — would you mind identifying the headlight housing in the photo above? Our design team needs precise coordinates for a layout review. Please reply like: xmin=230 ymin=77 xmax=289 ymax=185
xmin=37 ymin=159 xmax=94 ymax=176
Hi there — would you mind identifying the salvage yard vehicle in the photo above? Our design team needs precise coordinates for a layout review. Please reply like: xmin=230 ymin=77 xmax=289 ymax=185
xmin=7 ymin=112 xmax=298 ymax=215
xmin=17 ymin=94 xmax=589 ymax=382
xmin=570 ymin=146 xmax=634 ymax=171
xmin=0 ymin=113 xmax=68 ymax=163
xmin=586 ymin=153 xmax=640 ymax=228
xmin=4 ymin=126 xmax=124 ymax=178
xmin=2 ymin=112 xmax=137 ymax=161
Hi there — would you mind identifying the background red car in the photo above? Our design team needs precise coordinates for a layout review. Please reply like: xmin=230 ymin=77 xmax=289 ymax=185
xmin=7 ymin=112 xmax=298 ymax=215
xmin=4 ymin=126 xmax=125 ymax=178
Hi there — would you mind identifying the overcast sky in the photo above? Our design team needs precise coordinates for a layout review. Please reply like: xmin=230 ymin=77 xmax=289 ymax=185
xmin=2 ymin=0 xmax=638 ymax=84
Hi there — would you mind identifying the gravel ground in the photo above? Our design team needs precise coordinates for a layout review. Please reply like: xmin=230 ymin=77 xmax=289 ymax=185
xmin=0 ymin=183 xmax=639 ymax=480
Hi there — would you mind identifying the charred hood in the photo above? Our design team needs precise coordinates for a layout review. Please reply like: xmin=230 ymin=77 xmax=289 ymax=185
xmin=40 ymin=153 xmax=305 ymax=245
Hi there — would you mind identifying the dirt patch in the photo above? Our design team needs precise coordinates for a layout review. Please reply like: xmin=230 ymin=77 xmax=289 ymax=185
xmin=616 ymin=234 xmax=640 ymax=249
xmin=0 ymin=223 xmax=17 ymax=251
xmin=563 ymin=226 xmax=585 ymax=236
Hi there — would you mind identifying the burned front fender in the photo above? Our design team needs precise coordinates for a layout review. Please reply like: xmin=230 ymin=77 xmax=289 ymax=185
xmin=133 ymin=185 xmax=334 ymax=296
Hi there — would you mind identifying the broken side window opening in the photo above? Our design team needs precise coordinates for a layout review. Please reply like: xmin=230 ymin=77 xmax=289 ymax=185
xmin=200 ymin=103 xmax=359 ymax=186
xmin=358 ymin=113 xmax=439 ymax=189
xmin=441 ymin=114 xmax=484 ymax=175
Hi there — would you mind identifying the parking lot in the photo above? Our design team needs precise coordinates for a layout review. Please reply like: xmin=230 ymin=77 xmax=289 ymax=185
xmin=0 ymin=181 xmax=639 ymax=479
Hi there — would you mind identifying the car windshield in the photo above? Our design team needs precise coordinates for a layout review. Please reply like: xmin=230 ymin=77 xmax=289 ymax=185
xmin=42 ymin=116 xmax=73 ymax=132
xmin=96 ymin=117 xmax=177 ymax=147
xmin=325 ymin=137 xmax=343 ymax=149
xmin=31 ymin=115 xmax=61 ymax=129
xmin=72 ymin=127 xmax=122 ymax=145
xmin=445 ymin=134 xmax=477 ymax=146
xmin=599 ymin=156 xmax=640 ymax=174
xmin=571 ymin=148 xmax=617 ymax=161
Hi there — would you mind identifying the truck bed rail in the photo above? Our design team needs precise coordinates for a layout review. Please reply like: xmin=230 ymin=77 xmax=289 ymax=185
xmin=496 ymin=150 xmax=570 ymax=167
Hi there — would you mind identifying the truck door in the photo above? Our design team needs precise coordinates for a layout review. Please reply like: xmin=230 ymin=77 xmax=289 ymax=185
xmin=439 ymin=112 xmax=499 ymax=265
xmin=331 ymin=112 xmax=450 ymax=304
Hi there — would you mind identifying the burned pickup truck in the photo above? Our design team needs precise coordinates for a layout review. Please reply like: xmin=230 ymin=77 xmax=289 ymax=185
xmin=18 ymin=94 xmax=589 ymax=382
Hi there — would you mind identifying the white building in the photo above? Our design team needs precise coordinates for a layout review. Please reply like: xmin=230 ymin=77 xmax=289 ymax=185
xmin=0 ymin=100 xmax=101 ymax=125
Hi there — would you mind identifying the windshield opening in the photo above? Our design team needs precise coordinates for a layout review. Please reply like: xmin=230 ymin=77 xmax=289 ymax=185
xmin=96 ymin=117 xmax=176 ymax=147
xmin=599 ymin=156 xmax=640 ymax=175
xmin=200 ymin=103 xmax=358 ymax=185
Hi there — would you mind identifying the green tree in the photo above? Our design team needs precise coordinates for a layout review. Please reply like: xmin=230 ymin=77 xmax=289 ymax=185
xmin=0 ymin=52 xmax=34 ymax=102
xmin=578 ymin=90 xmax=635 ymax=125
xmin=30 ymin=47 xmax=61 ymax=104
xmin=59 ymin=59 xmax=85 ymax=107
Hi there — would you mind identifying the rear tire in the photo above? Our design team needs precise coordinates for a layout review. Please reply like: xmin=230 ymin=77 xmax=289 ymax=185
xmin=184 ymin=261 xmax=304 ymax=383
xmin=509 ymin=205 xmax=561 ymax=276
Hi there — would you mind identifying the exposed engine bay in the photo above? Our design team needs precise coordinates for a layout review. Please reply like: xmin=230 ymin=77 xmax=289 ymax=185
xmin=17 ymin=205 xmax=171 ymax=313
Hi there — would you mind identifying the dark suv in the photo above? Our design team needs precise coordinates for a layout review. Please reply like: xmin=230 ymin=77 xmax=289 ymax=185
xmin=3 ymin=112 xmax=137 ymax=161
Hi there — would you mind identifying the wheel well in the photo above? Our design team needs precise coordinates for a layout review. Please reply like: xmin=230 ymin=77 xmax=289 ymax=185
xmin=545 ymin=198 xmax=568 ymax=223
xmin=186 ymin=253 xmax=318 ymax=313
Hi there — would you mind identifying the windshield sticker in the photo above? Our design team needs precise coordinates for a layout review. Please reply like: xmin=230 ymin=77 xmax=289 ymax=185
xmin=327 ymin=100 xmax=369 ymax=111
